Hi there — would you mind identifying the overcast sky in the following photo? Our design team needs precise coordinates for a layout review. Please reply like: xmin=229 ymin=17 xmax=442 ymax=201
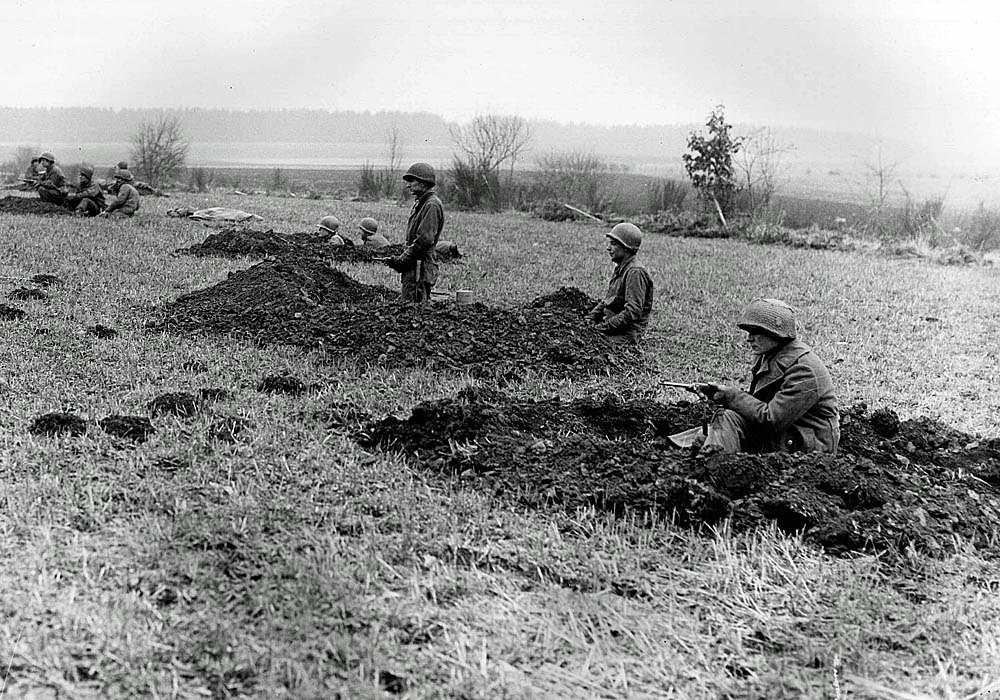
xmin=5 ymin=0 xmax=999 ymax=157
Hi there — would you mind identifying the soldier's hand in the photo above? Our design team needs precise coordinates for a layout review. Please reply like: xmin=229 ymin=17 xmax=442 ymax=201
xmin=384 ymin=257 xmax=406 ymax=272
xmin=692 ymin=383 xmax=722 ymax=401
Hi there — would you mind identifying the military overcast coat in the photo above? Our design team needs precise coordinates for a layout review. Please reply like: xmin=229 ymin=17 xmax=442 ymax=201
xmin=399 ymin=190 xmax=444 ymax=286
xmin=714 ymin=338 xmax=840 ymax=453
xmin=587 ymin=255 xmax=654 ymax=342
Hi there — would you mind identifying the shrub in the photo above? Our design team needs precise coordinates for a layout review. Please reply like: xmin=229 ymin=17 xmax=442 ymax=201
xmin=130 ymin=114 xmax=189 ymax=187
xmin=682 ymin=105 xmax=744 ymax=219
xmin=188 ymin=167 xmax=216 ymax=193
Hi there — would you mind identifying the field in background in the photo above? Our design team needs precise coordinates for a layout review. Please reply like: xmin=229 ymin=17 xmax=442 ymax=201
xmin=0 ymin=191 xmax=999 ymax=698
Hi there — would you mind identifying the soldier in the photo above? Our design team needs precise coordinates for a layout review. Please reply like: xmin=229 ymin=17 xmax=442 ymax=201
xmin=384 ymin=162 xmax=445 ymax=303
xmin=102 ymin=170 xmax=140 ymax=217
xmin=315 ymin=216 xmax=346 ymax=245
xmin=669 ymin=298 xmax=840 ymax=455
xmin=34 ymin=152 xmax=68 ymax=205
xmin=359 ymin=217 xmax=389 ymax=249
xmin=63 ymin=164 xmax=106 ymax=217
xmin=586 ymin=222 xmax=654 ymax=344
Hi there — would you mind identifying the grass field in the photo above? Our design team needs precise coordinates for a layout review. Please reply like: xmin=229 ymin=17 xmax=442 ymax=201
xmin=1 ymin=191 xmax=999 ymax=699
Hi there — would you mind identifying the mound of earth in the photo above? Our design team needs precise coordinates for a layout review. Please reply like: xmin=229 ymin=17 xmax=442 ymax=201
xmin=87 ymin=324 xmax=118 ymax=339
xmin=257 ymin=374 xmax=310 ymax=396
xmin=0 ymin=305 xmax=26 ymax=321
xmin=150 ymin=261 xmax=624 ymax=377
xmin=8 ymin=287 xmax=47 ymax=301
xmin=527 ymin=286 xmax=601 ymax=315
xmin=99 ymin=415 xmax=155 ymax=442
xmin=176 ymin=228 xmax=460 ymax=264
xmin=358 ymin=391 xmax=1000 ymax=557
xmin=148 ymin=392 xmax=200 ymax=418
xmin=29 ymin=412 xmax=87 ymax=436
xmin=0 ymin=196 xmax=73 ymax=216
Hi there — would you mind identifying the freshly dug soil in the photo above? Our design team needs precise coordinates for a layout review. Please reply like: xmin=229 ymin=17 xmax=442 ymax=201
xmin=0 ymin=305 xmax=26 ymax=321
xmin=29 ymin=412 xmax=87 ymax=436
xmin=8 ymin=287 xmax=47 ymax=301
xmin=87 ymin=324 xmax=118 ymax=339
xmin=30 ymin=274 xmax=63 ymax=287
xmin=257 ymin=374 xmax=309 ymax=396
xmin=148 ymin=392 xmax=200 ymax=418
xmin=150 ymin=260 xmax=621 ymax=377
xmin=99 ymin=415 xmax=155 ymax=442
xmin=0 ymin=196 xmax=73 ymax=216
xmin=358 ymin=390 xmax=1000 ymax=557
xmin=176 ymin=228 xmax=460 ymax=264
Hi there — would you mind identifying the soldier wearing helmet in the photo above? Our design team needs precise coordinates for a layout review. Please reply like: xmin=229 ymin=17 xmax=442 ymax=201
xmin=586 ymin=222 xmax=654 ymax=344
xmin=359 ymin=217 xmax=389 ymax=249
xmin=102 ymin=170 xmax=140 ymax=217
xmin=316 ymin=216 xmax=346 ymax=245
xmin=63 ymin=164 xmax=106 ymax=217
xmin=670 ymin=298 xmax=840 ymax=455
xmin=34 ymin=151 xmax=68 ymax=205
xmin=384 ymin=162 xmax=445 ymax=303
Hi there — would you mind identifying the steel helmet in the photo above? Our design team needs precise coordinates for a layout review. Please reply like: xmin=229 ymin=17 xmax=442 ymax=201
xmin=115 ymin=169 xmax=134 ymax=182
xmin=316 ymin=215 xmax=341 ymax=234
xmin=359 ymin=217 xmax=378 ymax=235
xmin=737 ymin=298 xmax=797 ymax=339
xmin=79 ymin=164 xmax=94 ymax=179
xmin=38 ymin=151 xmax=56 ymax=163
xmin=606 ymin=222 xmax=642 ymax=252
xmin=402 ymin=162 xmax=435 ymax=185
xmin=116 ymin=160 xmax=128 ymax=170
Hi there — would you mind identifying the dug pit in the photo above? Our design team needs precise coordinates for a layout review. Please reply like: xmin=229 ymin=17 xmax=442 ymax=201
xmin=357 ymin=389 xmax=1000 ymax=557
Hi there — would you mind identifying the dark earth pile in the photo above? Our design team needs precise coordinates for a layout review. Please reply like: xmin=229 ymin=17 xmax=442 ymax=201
xmin=99 ymin=415 xmax=155 ymax=442
xmin=175 ymin=228 xmax=460 ymax=264
xmin=29 ymin=274 xmax=62 ymax=287
xmin=0 ymin=305 xmax=26 ymax=320
xmin=527 ymin=286 xmax=601 ymax=315
xmin=87 ymin=324 xmax=118 ymax=339
xmin=0 ymin=196 xmax=73 ymax=216
xmin=150 ymin=260 xmax=623 ymax=377
xmin=257 ymin=374 xmax=310 ymax=395
xmin=8 ymin=287 xmax=47 ymax=301
xmin=358 ymin=389 xmax=1000 ymax=557
xmin=29 ymin=412 xmax=87 ymax=436
xmin=148 ymin=392 xmax=200 ymax=418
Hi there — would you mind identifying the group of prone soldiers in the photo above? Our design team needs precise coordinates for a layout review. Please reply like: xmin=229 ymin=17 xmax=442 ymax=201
xmin=335 ymin=162 xmax=839 ymax=461
xmin=26 ymin=153 xmax=139 ymax=218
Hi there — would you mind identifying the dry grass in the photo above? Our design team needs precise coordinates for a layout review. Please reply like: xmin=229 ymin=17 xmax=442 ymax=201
xmin=0 ymin=192 xmax=998 ymax=698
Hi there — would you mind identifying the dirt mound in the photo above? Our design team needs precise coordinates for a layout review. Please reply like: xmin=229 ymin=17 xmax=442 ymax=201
xmin=0 ymin=305 xmax=26 ymax=321
xmin=29 ymin=412 xmax=87 ymax=436
xmin=358 ymin=392 xmax=1000 ymax=557
xmin=87 ymin=324 xmax=118 ymax=339
xmin=99 ymin=415 xmax=155 ymax=442
xmin=257 ymin=375 xmax=309 ymax=396
xmin=148 ymin=392 xmax=200 ymax=418
xmin=151 ymin=263 xmax=625 ymax=377
xmin=30 ymin=274 xmax=62 ymax=287
xmin=526 ymin=286 xmax=601 ymax=315
xmin=176 ymin=229 xmax=459 ymax=265
xmin=0 ymin=196 xmax=72 ymax=216
xmin=8 ymin=287 xmax=47 ymax=301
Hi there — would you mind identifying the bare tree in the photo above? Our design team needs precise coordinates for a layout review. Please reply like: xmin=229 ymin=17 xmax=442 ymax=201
xmin=382 ymin=125 xmax=404 ymax=199
xmin=448 ymin=114 xmax=532 ymax=209
xmin=130 ymin=114 xmax=189 ymax=187
xmin=735 ymin=127 xmax=793 ymax=221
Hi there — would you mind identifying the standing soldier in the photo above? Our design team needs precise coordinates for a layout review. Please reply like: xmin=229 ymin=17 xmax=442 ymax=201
xmin=34 ymin=152 xmax=68 ymax=205
xmin=102 ymin=170 xmax=140 ymax=218
xmin=586 ymin=222 xmax=654 ymax=344
xmin=384 ymin=162 xmax=444 ymax=304
xmin=63 ymin=164 xmax=106 ymax=217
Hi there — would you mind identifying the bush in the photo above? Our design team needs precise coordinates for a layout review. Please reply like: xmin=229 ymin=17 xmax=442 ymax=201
xmin=953 ymin=203 xmax=1000 ymax=251
xmin=188 ymin=167 xmax=216 ymax=193
xmin=130 ymin=114 xmax=189 ymax=187
xmin=532 ymin=150 xmax=620 ymax=213
xmin=646 ymin=178 xmax=689 ymax=212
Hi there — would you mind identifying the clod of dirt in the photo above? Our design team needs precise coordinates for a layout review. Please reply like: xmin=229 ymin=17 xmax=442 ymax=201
xmin=99 ymin=415 xmax=155 ymax=442
xmin=360 ymin=391 xmax=1000 ymax=557
xmin=29 ymin=274 xmax=63 ymax=287
xmin=0 ymin=305 xmax=26 ymax=321
xmin=870 ymin=407 xmax=901 ymax=438
xmin=0 ymin=196 xmax=73 ymax=216
xmin=199 ymin=387 xmax=233 ymax=402
xmin=29 ymin=412 xmax=87 ymax=437
xmin=8 ymin=287 xmax=47 ymax=301
xmin=257 ymin=374 xmax=309 ymax=396
xmin=87 ymin=324 xmax=118 ymax=339
xmin=207 ymin=415 xmax=253 ymax=442
xmin=148 ymin=392 xmax=200 ymax=418
xmin=149 ymin=260 xmax=627 ymax=378
xmin=182 ymin=360 xmax=209 ymax=373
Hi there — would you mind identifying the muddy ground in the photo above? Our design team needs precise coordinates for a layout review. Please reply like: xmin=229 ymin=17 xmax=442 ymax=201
xmin=175 ymin=228 xmax=460 ymax=264
xmin=356 ymin=388 xmax=1000 ymax=557
xmin=0 ymin=196 xmax=73 ymax=216
xmin=151 ymin=259 xmax=626 ymax=377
